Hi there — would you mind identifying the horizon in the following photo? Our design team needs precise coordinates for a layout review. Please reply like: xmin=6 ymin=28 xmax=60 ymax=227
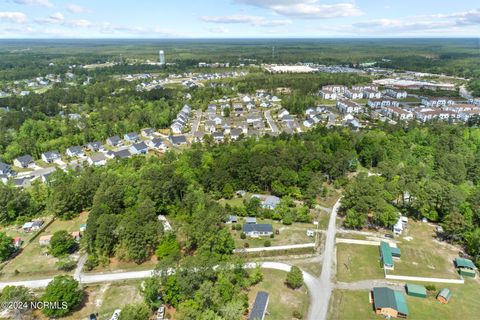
xmin=0 ymin=1 xmax=478 ymax=38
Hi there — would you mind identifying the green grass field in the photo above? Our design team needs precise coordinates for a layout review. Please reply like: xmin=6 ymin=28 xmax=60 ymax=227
xmin=0 ymin=213 xmax=87 ymax=281
xmin=249 ymin=269 xmax=309 ymax=320
xmin=336 ymin=243 xmax=384 ymax=282
xmin=388 ymin=221 xmax=459 ymax=278
xmin=328 ymin=278 xmax=480 ymax=320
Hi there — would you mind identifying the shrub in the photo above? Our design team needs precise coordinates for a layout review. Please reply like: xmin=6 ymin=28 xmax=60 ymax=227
xmin=235 ymin=224 xmax=242 ymax=231
xmin=264 ymin=240 xmax=271 ymax=247
xmin=240 ymin=232 xmax=246 ymax=239
xmin=56 ymin=259 xmax=77 ymax=271
xmin=292 ymin=310 xmax=303 ymax=319
xmin=425 ymin=284 xmax=436 ymax=292
xmin=244 ymin=242 xmax=249 ymax=248
xmin=286 ymin=266 xmax=303 ymax=289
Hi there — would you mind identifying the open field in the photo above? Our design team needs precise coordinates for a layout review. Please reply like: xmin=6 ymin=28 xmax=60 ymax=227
xmin=0 ymin=214 xmax=87 ymax=281
xmin=328 ymin=278 xmax=480 ymax=320
xmin=249 ymin=269 xmax=309 ymax=320
xmin=86 ymin=256 xmax=158 ymax=274
xmin=336 ymin=243 xmax=384 ymax=282
xmin=231 ymin=218 xmax=314 ymax=248
xmin=388 ymin=221 xmax=460 ymax=278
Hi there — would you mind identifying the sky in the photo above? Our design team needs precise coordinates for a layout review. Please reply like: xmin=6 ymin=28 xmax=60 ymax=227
xmin=0 ymin=0 xmax=479 ymax=38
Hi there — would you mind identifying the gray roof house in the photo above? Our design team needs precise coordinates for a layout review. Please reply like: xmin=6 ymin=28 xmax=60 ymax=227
xmin=146 ymin=138 xmax=167 ymax=150
xmin=113 ymin=149 xmax=131 ymax=159
xmin=141 ymin=128 xmax=155 ymax=138
xmin=169 ymin=135 xmax=187 ymax=146
xmin=248 ymin=291 xmax=269 ymax=320
xmin=41 ymin=151 xmax=61 ymax=163
xmin=66 ymin=146 xmax=84 ymax=158
xmin=124 ymin=132 xmax=139 ymax=142
xmin=86 ymin=141 xmax=104 ymax=152
xmin=87 ymin=153 xmax=108 ymax=166
xmin=13 ymin=155 xmax=34 ymax=168
xmin=106 ymin=135 xmax=122 ymax=147
xmin=243 ymin=224 xmax=273 ymax=237
xmin=130 ymin=142 xmax=149 ymax=155
xmin=230 ymin=128 xmax=242 ymax=140
xmin=212 ymin=131 xmax=224 ymax=142
xmin=252 ymin=194 xmax=281 ymax=210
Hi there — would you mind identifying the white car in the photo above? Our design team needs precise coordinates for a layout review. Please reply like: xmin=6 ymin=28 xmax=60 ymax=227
xmin=110 ymin=309 xmax=121 ymax=320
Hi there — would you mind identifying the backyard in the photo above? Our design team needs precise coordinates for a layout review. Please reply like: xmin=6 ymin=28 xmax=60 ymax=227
xmin=336 ymin=243 xmax=384 ymax=282
xmin=249 ymin=269 xmax=309 ymax=320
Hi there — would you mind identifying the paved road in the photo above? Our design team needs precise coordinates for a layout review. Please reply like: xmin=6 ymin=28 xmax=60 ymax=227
xmin=264 ymin=110 xmax=279 ymax=134
xmin=190 ymin=109 xmax=202 ymax=135
xmin=234 ymin=243 xmax=315 ymax=253
xmin=307 ymin=197 xmax=342 ymax=320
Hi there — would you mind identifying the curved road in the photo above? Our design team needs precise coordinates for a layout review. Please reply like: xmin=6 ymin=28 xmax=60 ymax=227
xmin=0 ymin=198 xmax=343 ymax=320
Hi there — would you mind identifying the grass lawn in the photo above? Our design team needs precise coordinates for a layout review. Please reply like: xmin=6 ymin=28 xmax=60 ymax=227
xmin=388 ymin=221 xmax=459 ymax=278
xmin=317 ymin=186 xmax=341 ymax=208
xmin=218 ymin=195 xmax=247 ymax=207
xmin=231 ymin=218 xmax=314 ymax=248
xmin=328 ymin=289 xmax=377 ymax=320
xmin=336 ymin=243 xmax=384 ymax=282
xmin=316 ymin=211 xmax=330 ymax=230
xmin=57 ymin=280 xmax=144 ymax=320
xmin=0 ymin=213 xmax=88 ymax=281
xmin=249 ymin=269 xmax=309 ymax=320
xmin=328 ymin=278 xmax=480 ymax=320
xmin=86 ymin=256 xmax=158 ymax=274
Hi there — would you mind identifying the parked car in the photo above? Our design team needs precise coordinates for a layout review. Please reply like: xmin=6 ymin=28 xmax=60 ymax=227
xmin=384 ymin=234 xmax=394 ymax=239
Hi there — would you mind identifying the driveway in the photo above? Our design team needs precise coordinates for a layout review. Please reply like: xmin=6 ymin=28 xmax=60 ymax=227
xmin=264 ymin=110 xmax=279 ymax=134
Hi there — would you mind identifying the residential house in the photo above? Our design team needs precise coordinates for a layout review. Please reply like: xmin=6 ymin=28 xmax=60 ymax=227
xmin=337 ymin=100 xmax=362 ymax=114
xmin=415 ymin=109 xmax=456 ymax=122
xmin=171 ymin=121 xmax=184 ymax=134
xmin=363 ymin=89 xmax=382 ymax=99
xmin=245 ymin=217 xmax=257 ymax=224
xmin=13 ymin=155 xmax=34 ymax=168
xmin=227 ymin=215 xmax=238 ymax=224
xmin=277 ymin=109 xmax=289 ymax=119
xmin=230 ymin=128 xmax=242 ymax=140
xmin=70 ymin=231 xmax=82 ymax=241
xmin=251 ymin=194 xmax=281 ymax=210
xmin=368 ymin=98 xmax=400 ymax=109
xmin=146 ymin=138 xmax=167 ymax=150
xmin=371 ymin=287 xmax=409 ymax=319
xmin=39 ymin=235 xmax=52 ymax=246
xmin=106 ymin=135 xmax=122 ymax=147
xmin=345 ymin=89 xmax=363 ymax=100
xmin=193 ymin=131 xmax=205 ymax=143
xmin=124 ymin=132 xmax=139 ymax=143
xmin=212 ymin=131 xmax=224 ymax=142
xmin=23 ymin=220 xmax=44 ymax=232
xmin=381 ymin=106 xmax=414 ymax=121
xmin=141 ymin=128 xmax=155 ymax=138
xmin=385 ymin=89 xmax=408 ymax=99
xmin=352 ymin=85 xmax=378 ymax=91
xmin=112 ymin=149 xmax=131 ymax=159
xmin=87 ymin=153 xmax=108 ymax=166
xmin=0 ymin=162 xmax=14 ymax=177
xmin=247 ymin=113 xmax=262 ymax=124
xmin=421 ymin=97 xmax=455 ymax=108
xmin=322 ymin=85 xmax=347 ymax=93
xmin=319 ymin=90 xmax=337 ymax=100
xmin=129 ymin=141 xmax=149 ymax=155
xmin=41 ymin=151 xmax=61 ymax=164
xmin=12 ymin=237 xmax=22 ymax=248
xmin=86 ymin=141 xmax=104 ymax=152
xmin=204 ymin=120 xmax=216 ymax=133
xmin=303 ymin=118 xmax=315 ymax=128
xmin=243 ymin=224 xmax=273 ymax=237
xmin=169 ymin=135 xmax=187 ymax=146
xmin=66 ymin=146 xmax=85 ymax=158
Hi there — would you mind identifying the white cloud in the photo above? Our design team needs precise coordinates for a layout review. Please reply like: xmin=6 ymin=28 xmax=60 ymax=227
xmin=234 ymin=0 xmax=363 ymax=19
xmin=202 ymin=14 xmax=291 ymax=27
xmin=352 ymin=9 xmax=480 ymax=34
xmin=0 ymin=11 xmax=28 ymax=23
xmin=35 ymin=12 xmax=92 ymax=28
xmin=67 ymin=4 xmax=89 ymax=14
xmin=13 ymin=0 xmax=53 ymax=8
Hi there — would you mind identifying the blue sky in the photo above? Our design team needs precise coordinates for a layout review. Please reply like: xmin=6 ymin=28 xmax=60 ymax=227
xmin=0 ymin=0 xmax=479 ymax=38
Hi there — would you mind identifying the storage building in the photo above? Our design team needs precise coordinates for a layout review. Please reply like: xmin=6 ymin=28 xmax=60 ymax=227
xmin=405 ymin=284 xmax=427 ymax=298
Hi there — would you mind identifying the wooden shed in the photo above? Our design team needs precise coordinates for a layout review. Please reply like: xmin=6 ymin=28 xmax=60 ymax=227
xmin=437 ymin=288 xmax=452 ymax=304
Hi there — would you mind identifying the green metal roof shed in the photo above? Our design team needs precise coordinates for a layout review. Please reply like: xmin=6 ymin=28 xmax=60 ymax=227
xmin=373 ymin=287 xmax=409 ymax=317
xmin=454 ymin=258 xmax=476 ymax=270
xmin=405 ymin=284 xmax=427 ymax=298
xmin=458 ymin=268 xmax=476 ymax=278
xmin=380 ymin=241 xmax=394 ymax=269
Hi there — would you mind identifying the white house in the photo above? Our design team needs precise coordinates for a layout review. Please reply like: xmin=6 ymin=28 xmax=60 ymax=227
xmin=322 ymin=85 xmax=347 ymax=93
xmin=421 ymin=97 xmax=455 ymax=108
xmin=41 ymin=151 xmax=61 ymax=164
xmin=363 ymin=89 xmax=382 ymax=99
xmin=385 ymin=89 xmax=407 ymax=99
xmin=319 ymin=90 xmax=337 ymax=100
xmin=337 ymin=100 xmax=362 ymax=114
xmin=277 ymin=109 xmax=289 ymax=119
xmin=344 ymin=89 xmax=363 ymax=100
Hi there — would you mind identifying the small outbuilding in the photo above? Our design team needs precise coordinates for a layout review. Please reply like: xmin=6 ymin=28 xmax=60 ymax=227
xmin=437 ymin=288 xmax=452 ymax=304
xmin=405 ymin=284 xmax=427 ymax=298
xmin=248 ymin=291 xmax=269 ymax=320
xmin=380 ymin=241 xmax=394 ymax=270
xmin=391 ymin=247 xmax=402 ymax=258
xmin=39 ymin=235 xmax=52 ymax=246
xmin=454 ymin=258 xmax=476 ymax=270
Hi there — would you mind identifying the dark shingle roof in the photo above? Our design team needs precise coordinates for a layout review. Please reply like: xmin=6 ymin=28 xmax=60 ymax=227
xmin=243 ymin=224 xmax=273 ymax=233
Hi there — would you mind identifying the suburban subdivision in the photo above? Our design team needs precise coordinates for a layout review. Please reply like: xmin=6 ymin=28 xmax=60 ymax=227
xmin=0 ymin=2 xmax=480 ymax=320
